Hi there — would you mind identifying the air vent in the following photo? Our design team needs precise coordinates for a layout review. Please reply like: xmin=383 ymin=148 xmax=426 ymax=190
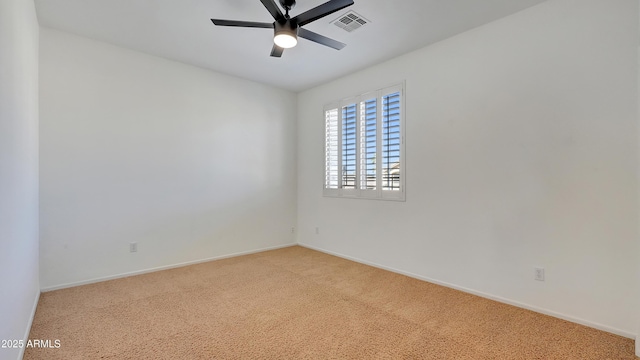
xmin=331 ymin=11 xmax=369 ymax=33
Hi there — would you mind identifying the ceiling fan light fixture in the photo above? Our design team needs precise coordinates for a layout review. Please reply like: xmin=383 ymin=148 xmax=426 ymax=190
xmin=274 ymin=21 xmax=298 ymax=48
xmin=274 ymin=33 xmax=297 ymax=48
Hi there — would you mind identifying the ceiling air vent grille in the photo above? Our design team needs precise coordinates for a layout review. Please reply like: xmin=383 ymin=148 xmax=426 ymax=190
xmin=332 ymin=11 xmax=369 ymax=33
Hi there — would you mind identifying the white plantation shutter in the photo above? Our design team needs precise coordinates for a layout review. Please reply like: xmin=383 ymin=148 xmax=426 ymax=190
xmin=323 ymin=83 xmax=404 ymax=200
xmin=341 ymin=104 xmax=357 ymax=190
xmin=360 ymin=98 xmax=377 ymax=191
xmin=324 ymin=108 xmax=339 ymax=190
xmin=382 ymin=91 xmax=401 ymax=191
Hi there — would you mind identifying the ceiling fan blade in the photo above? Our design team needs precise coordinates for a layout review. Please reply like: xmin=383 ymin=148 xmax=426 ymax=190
xmin=211 ymin=19 xmax=273 ymax=28
xmin=260 ymin=0 xmax=285 ymax=21
xmin=292 ymin=0 xmax=354 ymax=27
xmin=270 ymin=44 xmax=284 ymax=57
xmin=298 ymin=28 xmax=346 ymax=50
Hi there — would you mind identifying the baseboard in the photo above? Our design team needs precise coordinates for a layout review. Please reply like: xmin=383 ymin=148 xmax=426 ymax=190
xmin=41 ymin=243 xmax=296 ymax=292
xmin=18 ymin=290 xmax=40 ymax=360
xmin=298 ymin=242 xmax=636 ymax=340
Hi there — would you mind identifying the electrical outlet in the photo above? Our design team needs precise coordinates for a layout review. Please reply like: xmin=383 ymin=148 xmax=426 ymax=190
xmin=291 ymin=227 xmax=295 ymax=234
xmin=315 ymin=227 xmax=320 ymax=235
xmin=129 ymin=242 xmax=138 ymax=253
xmin=534 ymin=267 xmax=544 ymax=281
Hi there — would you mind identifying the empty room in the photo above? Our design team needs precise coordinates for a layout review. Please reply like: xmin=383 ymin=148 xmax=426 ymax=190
xmin=1 ymin=0 xmax=639 ymax=358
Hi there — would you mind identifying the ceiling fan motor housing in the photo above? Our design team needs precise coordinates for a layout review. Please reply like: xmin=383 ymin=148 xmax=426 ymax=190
xmin=275 ymin=19 xmax=298 ymax=34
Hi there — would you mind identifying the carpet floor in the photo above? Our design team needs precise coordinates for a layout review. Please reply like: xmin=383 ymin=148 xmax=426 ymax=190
xmin=25 ymin=246 xmax=636 ymax=359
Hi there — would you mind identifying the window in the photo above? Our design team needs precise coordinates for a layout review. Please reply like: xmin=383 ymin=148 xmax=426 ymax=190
xmin=324 ymin=84 xmax=405 ymax=200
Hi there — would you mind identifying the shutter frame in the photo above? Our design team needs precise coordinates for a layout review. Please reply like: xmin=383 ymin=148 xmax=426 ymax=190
xmin=322 ymin=82 xmax=405 ymax=201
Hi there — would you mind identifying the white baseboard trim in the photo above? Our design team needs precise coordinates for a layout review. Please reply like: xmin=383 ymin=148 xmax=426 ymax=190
xmin=18 ymin=290 xmax=40 ymax=360
xmin=298 ymin=242 xmax=636 ymax=340
xmin=41 ymin=243 xmax=296 ymax=292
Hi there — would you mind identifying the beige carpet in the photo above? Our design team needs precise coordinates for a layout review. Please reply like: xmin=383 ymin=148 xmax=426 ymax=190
xmin=25 ymin=246 xmax=636 ymax=359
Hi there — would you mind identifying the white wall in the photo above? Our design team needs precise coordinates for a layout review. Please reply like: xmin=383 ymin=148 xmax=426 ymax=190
xmin=637 ymin=28 xmax=640 ymax=357
xmin=40 ymin=29 xmax=297 ymax=290
xmin=298 ymin=0 xmax=639 ymax=338
xmin=0 ymin=0 xmax=40 ymax=359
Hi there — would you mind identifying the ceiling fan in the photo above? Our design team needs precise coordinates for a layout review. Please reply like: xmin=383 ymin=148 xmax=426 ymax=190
xmin=211 ymin=0 xmax=355 ymax=57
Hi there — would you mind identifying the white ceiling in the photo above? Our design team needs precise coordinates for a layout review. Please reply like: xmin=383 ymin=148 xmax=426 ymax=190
xmin=35 ymin=0 xmax=546 ymax=92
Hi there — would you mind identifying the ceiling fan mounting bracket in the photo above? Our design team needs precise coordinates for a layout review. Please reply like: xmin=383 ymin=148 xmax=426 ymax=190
xmin=279 ymin=0 xmax=296 ymax=12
